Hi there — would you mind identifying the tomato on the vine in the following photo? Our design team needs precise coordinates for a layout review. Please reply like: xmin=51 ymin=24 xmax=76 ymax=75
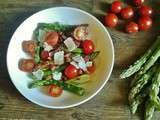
xmin=64 ymin=65 xmax=79 ymax=79
xmin=133 ymin=0 xmax=145 ymax=6
xmin=49 ymin=84 xmax=63 ymax=97
xmin=104 ymin=13 xmax=118 ymax=28
xmin=121 ymin=7 xmax=134 ymax=19
xmin=111 ymin=1 xmax=123 ymax=14
xmin=82 ymin=40 xmax=95 ymax=54
xmin=125 ymin=22 xmax=139 ymax=33
xmin=139 ymin=6 xmax=153 ymax=17
xmin=138 ymin=17 xmax=152 ymax=31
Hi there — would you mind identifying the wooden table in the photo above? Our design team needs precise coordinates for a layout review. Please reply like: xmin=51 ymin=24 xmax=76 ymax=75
xmin=0 ymin=0 xmax=159 ymax=119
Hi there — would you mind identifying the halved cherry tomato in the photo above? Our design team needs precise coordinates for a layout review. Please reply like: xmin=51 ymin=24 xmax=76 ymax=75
xmin=121 ymin=7 xmax=134 ymax=19
xmin=87 ymin=62 xmax=96 ymax=74
xmin=64 ymin=65 xmax=79 ymax=79
xmin=49 ymin=84 xmax=63 ymax=97
xmin=139 ymin=6 xmax=153 ymax=17
xmin=138 ymin=17 xmax=152 ymax=31
xmin=45 ymin=32 xmax=59 ymax=46
xmin=82 ymin=40 xmax=95 ymax=55
xmin=40 ymin=50 xmax=49 ymax=60
xmin=73 ymin=26 xmax=88 ymax=41
xmin=105 ymin=13 xmax=118 ymax=28
xmin=111 ymin=1 xmax=123 ymax=14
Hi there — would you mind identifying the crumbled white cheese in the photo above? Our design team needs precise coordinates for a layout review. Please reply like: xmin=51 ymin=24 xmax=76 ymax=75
xmin=78 ymin=61 xmax=87 ymax=71
xmin=54 ymin=51 xmax=64 ymax=65
xmin=72 ymin=55 xmax=84 ymax=63
xmin=86 ymin=61 xmax=93 ymax=67
xmin=52 ymin=71 xmax=62 ymax=80
xmin=70 ymin=61 xmax=79 ymax=69
xmin=32 ymin=69 xmax=44 ymax=80
xmin=72 ymin=55 xmax=87 ymax=71
xmin=43 ymin=42 xmax=53 ymax=51
xmin=64 ymin=37 xmax=77 ymax=51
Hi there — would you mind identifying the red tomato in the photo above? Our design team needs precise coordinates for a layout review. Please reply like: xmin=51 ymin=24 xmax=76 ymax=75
xmin=125 ymin=22 xmax=139 ymax=33
xmin=64 ymin=65 xmax=78 ymax=79
xmin=45 ymin=32 xmax=59 ymax=46
xmin=121 ymin=7 xmax=134 ymax=19
xmin=111 ymin=1 xmax=123 ymax=14
xmin=87 ymin=63 xmax=96 ymax=74
xmin=133 ymin=0 xmax=145 ymax=6
xmin=139 ymin=6 xmax=153 ymax=17
xmin=138 ymin=17 xmax=152 ymax=31
xmin=73 ymin=26 xmax=88 ymax=41
xmin=40 ymin=50 xmax=49 ymax=60
xmin=82 ymin=40 xmax=95 ymax=54
xmin=104 ymin=13 xmax=118 ymax=28
xmin=49 ymin=84 xmax=63 ymax=97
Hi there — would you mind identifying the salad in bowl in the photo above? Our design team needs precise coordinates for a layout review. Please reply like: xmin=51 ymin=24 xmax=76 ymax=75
xmin=19 ymin=22 xmax=100 ymax=97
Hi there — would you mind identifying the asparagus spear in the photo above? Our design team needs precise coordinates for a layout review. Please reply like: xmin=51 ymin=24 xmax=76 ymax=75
xmin=29 ymin=79 xmax=85 ymax=96
xmin=154 ymin=97 xmax=160 ymax=111
xmin=128 ymin=66 xmax=157 ymax=103
xmin=149 ymin=66 xmax=160 ymax=101
xmin=34 ymin=46 xmax=41 ymax=63
xmin=130 ymin=87 xmax=149 ymax=114
xmin=120 ymin=37 xmax=160 ymax=79
xmin=144 ymin=99 xmax=155 ymax=120
xmin=138 ymin=47 xmax=160 ymax=76
xmin=87 ymin=51 xmax=100 ymax=60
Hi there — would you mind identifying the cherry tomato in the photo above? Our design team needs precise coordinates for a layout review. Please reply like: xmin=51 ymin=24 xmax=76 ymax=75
xmin=138 ymin=17 xmax=152 ymax=31
xmin=45 ymin=32 xmax=59 ymax=46
xmin=82 ymin=40 xmax=95 ymax=55
xmin=64 ymin=65 xmax=78 ymax=79
xmin=139 ymin=6 xmax=153 ymax=17
xmin=73 ymin=26 xmax=88 ymax=41
xmin=87 ymin=62 xmax=96 ymax=74
xmin=49 ymin=84 xmax=63 ymax=97
xmin=125 ymin=22 xmax=139 ymax=33
xmin=104 ymin=13 xmax=118 ymax=28
xmin=121 ymin=7 xmax=134 ymax=19
xmin=111 ymin=1 xmax=123 ymax=14
xmin=133 ymin=0 xmax=145 ymax=6
xmin=40 ymin=50 xmax=49 ymax=60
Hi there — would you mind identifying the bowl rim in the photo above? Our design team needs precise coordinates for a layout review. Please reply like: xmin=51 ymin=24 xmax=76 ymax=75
xmin=6 ymin=6 xmax=114 ymax=109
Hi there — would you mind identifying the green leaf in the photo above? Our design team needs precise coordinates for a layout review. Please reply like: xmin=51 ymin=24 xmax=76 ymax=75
xmin=34 ymin=46 xmax=41 ymax=63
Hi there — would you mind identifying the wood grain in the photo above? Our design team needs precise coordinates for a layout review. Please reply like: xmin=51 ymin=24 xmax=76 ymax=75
xmin=0 ymin=0 xmax=159 ymax=120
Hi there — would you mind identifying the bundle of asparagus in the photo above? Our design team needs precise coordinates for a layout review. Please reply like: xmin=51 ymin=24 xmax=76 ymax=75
xmin=120 ymin=36 xmax=160 ymax=120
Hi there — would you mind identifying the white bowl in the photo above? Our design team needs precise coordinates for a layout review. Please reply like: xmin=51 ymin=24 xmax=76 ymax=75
xmin=7 ymin=7 xmax=114 ymax=109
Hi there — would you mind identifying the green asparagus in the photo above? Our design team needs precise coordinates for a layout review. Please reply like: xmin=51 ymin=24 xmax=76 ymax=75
xmin=144 ymin=99 xmax=155 ymax=120
xmin=149 ymin=66 xmax=160 ymax=101
xmin=138 ymin=47 xmax=160 ymax=75
xmin=120 ymin=36 xmax=160 ymax=79
xmin=29 ymin=79 xmax=85 ymax=96
xmin=130 ymin=87 xmax=149 ymax=114
xmin=34 ymin=46 xmax=41 ymax=63
xmin=87 ymin=51 xmax=100 ymax=60
xmin=128 ymin=66 xmax=157 ymax=103
xmin=66 ymin=74 xmax=90 ymax=86
xmin=154 ymin=97 xmax=160 ymax=111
